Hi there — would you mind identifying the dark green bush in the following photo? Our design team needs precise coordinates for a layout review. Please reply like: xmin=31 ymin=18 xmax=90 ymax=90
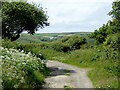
xmin=2 ymin=39 xmax=20 ymax=49
xmin=61 ymin=36 xmax=71 ymax=42
xmin=30 ymin=48 xmax=46 ymax=60
xmin=104 ymin=33 xmax=120 ymax=49
xmin=38 ymin=42 xmax=50 ymax=49
xmin=66 ymin=36 xmax=87 ymax=50
xmin=50 ymin=36 xmax=87 ymax=52
xmin=51 ymin=41 xmax=71 ymax=52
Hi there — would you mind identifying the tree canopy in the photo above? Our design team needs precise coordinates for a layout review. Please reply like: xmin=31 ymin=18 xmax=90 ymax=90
xmin=89 ymin=0 xmax=120 ymax=44
xmin=2 ymin=1 xmax=49 ymax=41
xmin=108 ymin=0 xmax=120 ymax=21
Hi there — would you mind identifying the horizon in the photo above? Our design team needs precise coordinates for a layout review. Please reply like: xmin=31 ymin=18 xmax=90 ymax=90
xmin=22 ymin=31 xmax=93 ymax=34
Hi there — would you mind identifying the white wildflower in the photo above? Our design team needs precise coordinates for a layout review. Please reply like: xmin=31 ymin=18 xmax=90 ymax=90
xmin=21 ymin=77 xmax=24 ymax=80
xmin=20 ymin=79 xmax=24 ymax=83
xmin=21 ymin=50 xmax=24 ymax=53
xmin=22 ymin=63 xmax=26 ymax=65
xmin=8 ymin=78 xmax=12 ymax=80
xmin=14 ymin=84 xmax=19 ymax=88
xmin=16 ymin=76 xmax=19 ymax=79
xmin=6 ymin=50 xmax=10 ymax=53
xmin=1 ymin=56 xmax=4 ymax=58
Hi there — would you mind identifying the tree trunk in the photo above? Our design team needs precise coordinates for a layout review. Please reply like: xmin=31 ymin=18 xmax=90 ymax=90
xmin=11 ymin=34 xmax=20 ymax=41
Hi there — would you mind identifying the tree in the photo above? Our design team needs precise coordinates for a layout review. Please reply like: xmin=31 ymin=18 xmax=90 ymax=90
xmin=2 ymin=1 xmax=49 ymax=41
xmin=108 ymin=0 xmax=120 ymax=32
xmin=108 ymin=0 xmax=120 ymax=20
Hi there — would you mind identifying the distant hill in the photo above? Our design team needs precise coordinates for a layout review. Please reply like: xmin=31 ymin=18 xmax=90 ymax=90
xmin=17 ymin=32 xmax=94 ymax=43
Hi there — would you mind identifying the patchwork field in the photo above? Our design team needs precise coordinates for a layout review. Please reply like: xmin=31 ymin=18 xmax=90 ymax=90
xmin=17 ymin=32 xmax=94 ymax=43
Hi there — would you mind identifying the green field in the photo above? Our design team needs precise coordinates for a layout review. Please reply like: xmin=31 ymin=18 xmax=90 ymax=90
xmin=17 ymin=32 xmax=94 ymax=43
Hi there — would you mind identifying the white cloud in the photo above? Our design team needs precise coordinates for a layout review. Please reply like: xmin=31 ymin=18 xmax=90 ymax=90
xmin=27 ymin=0 xmax=115 ymax=33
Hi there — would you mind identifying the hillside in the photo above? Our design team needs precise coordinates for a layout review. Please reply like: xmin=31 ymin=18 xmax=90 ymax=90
xmin=17 ymin=32 xmax=94 ymax=43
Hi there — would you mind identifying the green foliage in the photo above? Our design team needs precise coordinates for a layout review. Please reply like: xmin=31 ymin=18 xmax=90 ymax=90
xmin=51 ymin=41 xmax=71 ymax=52
xmin=2 ymin=39 xmax=46 ymax=60
xmin=89 ymin=23 xmax=111 ymax=44
xmin=1 ymin=46 xmax=49 ymax=88
xmin=64 ymin=85 xmax=71 ymax=89
xmin=66 ymin=36 xmax=87 ymax=49
xmin=18 ymin=35 xmax=87 ymax=53
xmin=104 ymin=33 xmax=120 ymax=49
xmin=61 ymin=37 xmax=71 ymax=42
xmin=2 ymin=1 xmax=49 ymax=41
xmin=26 ymin=70 xmax=45 ymax=88
xmin=51 ymin=36 xmax=87 ymax=52
xmin=108 ymin=0 xmax=120 ymax=21
xmin=17 ymin=32 xmax=94 ymax=44
xmin=2 ymin=38 xmax=20 ymax=49
xmin=18 ymin=43 xmax=49 ymax=59
xmin=17 ymin=34 xmax=55 ymax=43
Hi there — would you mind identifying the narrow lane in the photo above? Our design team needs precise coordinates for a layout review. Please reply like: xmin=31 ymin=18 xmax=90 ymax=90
xmin=43 ymin=60 xmax=93 ymax=88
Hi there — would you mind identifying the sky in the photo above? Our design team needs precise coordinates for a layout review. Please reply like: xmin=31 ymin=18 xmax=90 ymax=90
xmin=27 ymin=0 xmax=115 ymax=33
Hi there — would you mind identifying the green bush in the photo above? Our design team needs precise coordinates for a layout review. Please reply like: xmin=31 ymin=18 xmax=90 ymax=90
xmin=61 ymin=36 xmax=71 ymax=42
xmin=38 ymin=42 xmax=50 ymax=49
xmin=2 ymin=39 xmax=46 ymax=60
xmin=5 ymin=35 xmax=87 ymax=53
xmin=19 ymin=44 xmax=46 ymax=60
xmin=2 ymin=39 xmax=20 ymax=49
xmin=66 ymin=36 xmax=87 ymax=50
xmin=30 ymin=48 xmax=46 ymax=60
xmin=104 ymin=33 xmax=120 ymax=49
xmin=51 ymin=41 xmax=71 ymax=52
xmin=1 ymin=47 xmax=49 ymax=88
xmin=50 ymin=36 xmax=87 ymax=52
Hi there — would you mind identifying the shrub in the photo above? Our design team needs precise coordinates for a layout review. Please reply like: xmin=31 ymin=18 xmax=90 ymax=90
xmin=38 ymin=42 xmax=50 ymax=49
xmin=66 ymin=36 xmax=87 ymax=50
xmin=2 ymin=39 xmax=20 ymax=49
xmin=30 ymin=48 xmax=46 ymax=60
xmin=104 ymin=33 xmax=120 ymax=49
xmin=50 ymin=36 xmax=87 ymax=52
xmin=1 ymin=47 xmax=49 ymax=88
xmin=51 ymin=41 xmax=71 ymax=52
xmin=61 ymin=37 xmax=71 ymax=42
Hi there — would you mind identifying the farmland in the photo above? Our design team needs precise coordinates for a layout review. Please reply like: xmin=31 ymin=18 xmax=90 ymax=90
xmin=17 ymin=32 xmax=94 ymax=43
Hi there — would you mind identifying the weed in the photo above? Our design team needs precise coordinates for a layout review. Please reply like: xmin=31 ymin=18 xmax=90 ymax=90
xmin=65 ymin=73 xmax=71 ymax=76
xmin=64 ymin=69 xmax=70 ymax=73
xmin=64 ymin=85 xmax=71 ymax=90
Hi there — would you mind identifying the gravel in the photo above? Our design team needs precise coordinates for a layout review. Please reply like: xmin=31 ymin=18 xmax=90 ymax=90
xmin=42 ymin=60 xmax=93 ymax=88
